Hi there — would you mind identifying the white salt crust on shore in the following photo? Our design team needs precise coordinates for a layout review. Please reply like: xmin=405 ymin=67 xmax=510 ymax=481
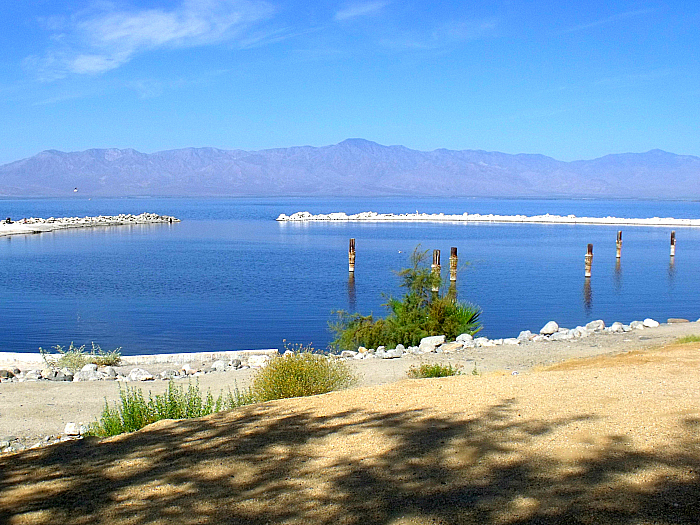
xmin=0 ymin=212 xmax=179 ymax=237
xmin=277 ymin=210 xmax=700 ymax=227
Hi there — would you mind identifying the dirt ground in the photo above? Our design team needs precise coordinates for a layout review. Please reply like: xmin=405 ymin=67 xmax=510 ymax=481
xmin=0 ymin=327 xmax=699 ymax=524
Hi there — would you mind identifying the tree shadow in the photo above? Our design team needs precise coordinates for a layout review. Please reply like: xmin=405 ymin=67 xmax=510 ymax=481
xmin=0 ymin=400 xmax=697 ymax=524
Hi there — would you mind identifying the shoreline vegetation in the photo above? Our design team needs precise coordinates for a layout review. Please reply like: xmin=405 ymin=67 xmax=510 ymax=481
xmin=0 ymin=212 xmax=180 ymax=237
xmin=277 ymin=210 xmax=700 ymax=227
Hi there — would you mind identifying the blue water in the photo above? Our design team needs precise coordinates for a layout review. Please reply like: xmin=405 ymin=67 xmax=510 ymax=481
xmin=1 ymin=197 xmax=699 ymax=355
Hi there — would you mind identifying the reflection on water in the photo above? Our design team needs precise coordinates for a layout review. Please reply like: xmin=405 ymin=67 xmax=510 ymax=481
xmin=347 ymin=273 xmax=356 ymax=312
xmin=668 ymin=257 xmax=676 ymax=286
xmin=583 ymin=278 xmax=592 ymax=315
xmin=613 ymin=259 xmax=622 ymax=292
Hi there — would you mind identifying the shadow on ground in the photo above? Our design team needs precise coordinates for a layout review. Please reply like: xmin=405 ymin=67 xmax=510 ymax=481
xmin=0 ymin=399 xmax=698 ymax=524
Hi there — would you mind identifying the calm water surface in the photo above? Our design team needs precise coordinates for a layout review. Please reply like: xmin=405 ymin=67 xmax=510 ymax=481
xmin=1 ymin=197 xmax=699 ymax=354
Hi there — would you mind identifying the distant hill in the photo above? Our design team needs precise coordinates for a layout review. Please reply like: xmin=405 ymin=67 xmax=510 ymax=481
xmin=1 ymin=139 xmax=698 ymax=198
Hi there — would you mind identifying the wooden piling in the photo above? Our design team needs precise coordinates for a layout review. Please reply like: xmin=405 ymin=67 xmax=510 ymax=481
xmin=449 ymin=246 xmax=458 ymax=282
xmin=616 ymin=231 xmax=622 ymax=259
xmin=584 ymin=243 xmax=593 ymax=278
xmin=431 ymin=249 xmax=441 ymax=292
xmin=348 ymin=238 xmax=356 ymax=272
xmin=670 ymin=231 xmax=676 ymax=257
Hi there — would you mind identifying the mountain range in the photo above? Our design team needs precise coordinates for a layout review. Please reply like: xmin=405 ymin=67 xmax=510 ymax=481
xmin=1 ymin=139 xmax=698 ymax=198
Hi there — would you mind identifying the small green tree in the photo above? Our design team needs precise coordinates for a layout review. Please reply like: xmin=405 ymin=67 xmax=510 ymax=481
xmin=330 ymin=247 xmax=481 ymax=351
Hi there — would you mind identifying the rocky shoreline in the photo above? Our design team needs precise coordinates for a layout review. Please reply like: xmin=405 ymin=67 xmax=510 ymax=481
xmin=0 ymin=212 xmax=180 ymax=237
xmin=1 ymin=315 xmax=698 ymax=454
xmin=276 ymin=210 xmax=700 ymax=227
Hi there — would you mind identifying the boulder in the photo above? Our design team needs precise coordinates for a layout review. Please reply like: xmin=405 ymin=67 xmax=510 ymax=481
xmin=503 ymin=338 xmax=520 ymax=345
xmin=395 ymin=344 xmax=406 ymax=353
xmin=340 ymin=351 xmax=358 ymax=359
xmin=81 ymin=363 xmax=98 ymax=372
xmin=160 ymin=369 xmax=178 ymax=380
xmin=64 ymin=423 xmax=82 ymax=437
xmin=456 ymin=333 xmax=473 ymax=343
xmin=127 ymin=368 xmax=155 ymax=381
xmin=438 ymin=341 xmax=463 ymax=353
xmin=357 ymin=346 xmax=368 ymax=354
xmin=474 ymin=337 xmax=489 ymax=347
xmin=540 ymin=321 xmax=559 ymax=335
xmin=211 ymin=360 xmax=227 ymax=372
xmin=630 ymin=320 xmax=645 ymax=330
xmin=550 ymin=331 xmax=573 ymax=341
xmin=609 ymin=322 xmax=625 ymax=333
xmin=24 ymin=370 xmax=42 ymax=381
xmin=383 ymin=348 xmax=404 ymax=359
xmin=586 ymin=320 xmax=606 ymax=331
xmin=418 ymin=335 xmax=445 ymax=353
xmin=517 ymin=330 xmax=533 ymax=342
xmin=230 ymin=358 xmax=242 ymax=368
xmin=667 ymin=318 xmax=689 ymax=323
xmin=643 ymin=318 xmax=660 ymax=328
xmin=102 ymin=366 xmax=118 ymax=378
xmin=0 ymin=370 xmax=14 ymax=379
xmin=73 ymin=369 xmax=102 ymax=382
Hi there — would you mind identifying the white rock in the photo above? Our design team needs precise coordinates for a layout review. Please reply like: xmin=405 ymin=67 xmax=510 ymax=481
xmin=480 ymin=340 xmax=497 ymax=347
xmin=550 ymin=331 xmax=573 ymax=341
xmin=474 ymin=337 xmax=489 ymax=347
xmin=532 ymin=335 xmax=548 ymax=342
xmin=64 ymin=422 xmax=81 ymax=436
xmin=81 ymin=363 xmax=98 ymax=372
xmin=610 ymin=322 xmax=625 ymax=333
xmin=503 ymin=338 xmax=520 ymax=345
xmin=73 ymin=370 xmax=102 ymax=382
xmin=248 ymin=355 xmax=271 ymax=368
xmin=540 ymin=321 xmax=559 ymax=335
xmin=383 ymin=348 xmax=404 ymax=359
xmin=211 ymin=360 xmax=227 ymax=372
xmin=102 ymin=366 xmax=118 ymax=377
xmin=438 ymin=342 xmax=463 ymax=353
xmin=643 ymin=318 xmax=660 ymax=328
xmin=420 ymin=335 xmax=446 ymax=346
xmin=357 ymin=346 xmax=368 ymax=354
xmin=630 ymin=320 xmax=645 ymax=330
xmin=181 ymin=363 xmax=193 ymax=374
xmin=517 ymin=330 xmax=533 ymax=341
xmin=128 ymin=368 xmax=155 ymax=381
xmin=456 ymin=333 xmax=473 ymax=342
xmin=340 ymin=351 xmax=358 ymax=359
xmin=395 ymin=344 xmax=406 ymax=352
xmin=586 ymin=320 xmax=606 ymax=331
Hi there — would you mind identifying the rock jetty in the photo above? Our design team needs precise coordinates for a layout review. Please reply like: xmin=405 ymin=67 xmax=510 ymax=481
xmin=0 ymin=212 xmax=180 ymax=237
xmin=276 ymin=211 xmax=700 ymax=227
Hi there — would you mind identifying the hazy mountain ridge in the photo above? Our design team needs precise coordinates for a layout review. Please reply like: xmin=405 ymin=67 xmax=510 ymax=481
xmin=1 ymin=139 xmax=698 ymax=198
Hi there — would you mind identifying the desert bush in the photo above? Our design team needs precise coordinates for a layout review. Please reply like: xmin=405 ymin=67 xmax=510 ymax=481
xmin=87 ymin=381 xmax=252 ymax=437
xmin=675 ymin=334 xmax=700 ymax=344
xmin=331 ymin=247 xmax=481 ymax=350
xmin=407 ymin=363 xmax=463 ymax=379
xmin=251 ymin=349 xmax=357 ymax=402
xmin=40 ymin=342 xmax=121 ymax=371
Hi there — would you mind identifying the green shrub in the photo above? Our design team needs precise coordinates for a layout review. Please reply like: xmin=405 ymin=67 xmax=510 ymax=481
xmin=407 ymin=363 xmax=463 ymax=379
xmin=251 ymin=349 xmax=357 ymax=402
xmin=87 ymin=381 xmax=252 ymax=437
xmin=331 ymin=247 xmax=481 ymax=350
xmin=40 ymin=342 xmax=121 ymax=371
xmin=675 ymin=334 xmax=700 ymax=344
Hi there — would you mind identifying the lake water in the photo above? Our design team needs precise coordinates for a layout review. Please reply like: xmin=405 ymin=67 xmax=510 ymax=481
xmin=1 ymin=197 xmax=700 ymax=355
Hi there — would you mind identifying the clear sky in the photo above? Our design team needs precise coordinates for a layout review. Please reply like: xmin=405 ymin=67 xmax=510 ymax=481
xmin=0 ymin=1 xmax=698 ymax=164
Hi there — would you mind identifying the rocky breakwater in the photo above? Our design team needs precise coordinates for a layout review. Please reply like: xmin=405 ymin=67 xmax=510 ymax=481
xmin=0 ymin=212 xmax=180 ymax=237
xmin=0 ymin=350 xmax=277 ymax=385
xmin=332 ymin=316 xmax=683 ymax=362
xmin=277 ymin=210 xmax=700 ymax=227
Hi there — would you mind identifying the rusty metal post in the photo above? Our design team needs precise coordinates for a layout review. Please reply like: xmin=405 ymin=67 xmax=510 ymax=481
xmin=348 ymin=238 xmax=356 ymax=273
xmin=431 ymin=249 xmax=441 ymax=292
xmin=449 ymin=246 xmax=458 ymax=282
xmin=584 ymin=243 xmax=593 ymax=278
xmin=616 ymin=231 xmax=622 ymax=259
xmin=670 ymin=231 xmax=676 ymax=257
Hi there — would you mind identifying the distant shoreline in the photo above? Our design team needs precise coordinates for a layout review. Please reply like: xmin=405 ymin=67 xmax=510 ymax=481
xmin=277 ymin=211 xmax=700 ymax=227
xmin=0 ymin=212 xmax=180 ymax=238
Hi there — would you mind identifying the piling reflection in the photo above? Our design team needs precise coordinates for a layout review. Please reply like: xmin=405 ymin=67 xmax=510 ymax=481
xmin=668 ymin=257 xmax=676 ymax=285
xmin=447 ymin=282 xmax=457 ymax=303
xmin=347 ymin=272 xmax=356 ymax=312
xmin=583 ymin=278 xmax=592 ymax=315
xmin=613 ymin=259 xmax=622 ymax=292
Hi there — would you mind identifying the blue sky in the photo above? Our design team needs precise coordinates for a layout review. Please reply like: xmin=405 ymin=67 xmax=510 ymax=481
xmin=0 ymin=1 xmax=698 ymax=164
